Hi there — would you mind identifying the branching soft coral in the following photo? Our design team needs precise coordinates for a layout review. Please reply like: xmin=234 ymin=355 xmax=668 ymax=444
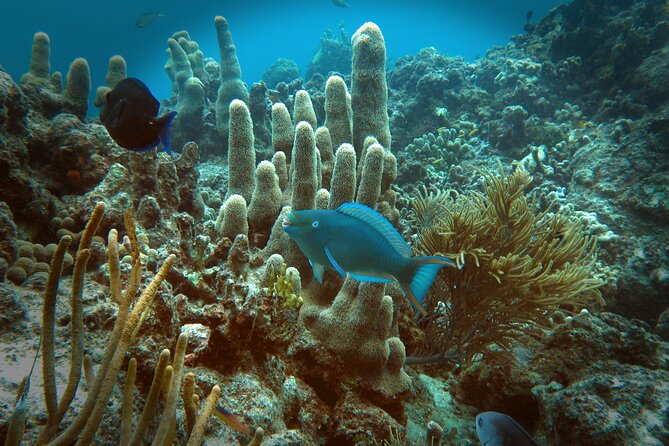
xmin=408 ymin=166 xmax=605 ymax=365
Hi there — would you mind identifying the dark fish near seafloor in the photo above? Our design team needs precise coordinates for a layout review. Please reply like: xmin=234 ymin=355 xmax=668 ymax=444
xmin=282 ymin=202 xmax=460 ymax=314
xmin=476 ymin=412 xmax=539 ymax=446
xmin=135 ymin=11 xmax=165 ymax=28
xmin=99 ymin=77 xmax=177 ymax=155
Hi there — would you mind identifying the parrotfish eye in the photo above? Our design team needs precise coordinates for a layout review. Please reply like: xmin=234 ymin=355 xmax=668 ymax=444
xmin=477 ymin=418 xmax=483 ymax=428
xmin=312 ymin=221 xmax=319 ymax=228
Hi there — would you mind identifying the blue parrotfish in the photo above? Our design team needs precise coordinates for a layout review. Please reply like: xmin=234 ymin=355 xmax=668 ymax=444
xmin=99 ymin=77 xmax=177 ymax=155
xmin=282 ymin=202 xmax=460 ymax=314
xmin=476 ymin=411 xmax=538 ymax=446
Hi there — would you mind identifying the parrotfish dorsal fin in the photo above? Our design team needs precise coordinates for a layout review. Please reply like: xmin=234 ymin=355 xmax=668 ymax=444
xmin=336 ymin=203 xmax=412 ymax=257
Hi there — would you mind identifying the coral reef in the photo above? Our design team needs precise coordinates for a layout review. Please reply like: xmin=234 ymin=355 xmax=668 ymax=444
xmin=455 ymin=310 xmax=669 ymax=445
xmin=1 ymin=2 xmax=669 ymax=444
xmin=262 ymin=58 xmax=300 ymax=89
xmin=305 ymin=24 xmax=352 ymax=81
xmin=408 ymin=167 xmax=605 ymax=365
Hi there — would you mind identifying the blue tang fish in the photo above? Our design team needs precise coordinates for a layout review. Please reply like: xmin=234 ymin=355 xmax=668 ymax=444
xmin=100 ymin=77 xmax=177 ymax=155
xmin=282 ymin=202 xmax=459 ymax=314
xmin=476 ymin=412 xmax=538 ymax=446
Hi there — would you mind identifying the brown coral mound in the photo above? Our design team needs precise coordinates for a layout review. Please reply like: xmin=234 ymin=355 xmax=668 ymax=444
xmin=409 ymin=166 xmax=605 ymax=365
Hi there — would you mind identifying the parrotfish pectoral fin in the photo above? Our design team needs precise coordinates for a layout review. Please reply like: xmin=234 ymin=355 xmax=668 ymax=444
xmin=400 ymin=256 xmax=459 ymax=315
xmin=309 ymin=259 xmax=326 ymax=284
xmin=324 ymin=246 xmax=346 ymax=277
xmin=157 ymin=110 xmax=178 ymax=156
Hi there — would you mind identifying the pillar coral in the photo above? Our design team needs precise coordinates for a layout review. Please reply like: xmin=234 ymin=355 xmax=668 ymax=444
xmin=351 ymin=23 xmax=391 ymax=157
xmin=226 ymin=100 xmax=256 ymax=202
xmin=215 ymin=16 xmax=249 ymax=140
xmin=300 ymin=279 xmax=411 ymax=397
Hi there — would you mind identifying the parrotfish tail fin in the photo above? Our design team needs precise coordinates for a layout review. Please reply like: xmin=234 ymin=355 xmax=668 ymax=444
xmin=400 ymin=256 xmax=458 ymax=315
xmin=158 ymin=110 xmax=178 ymax=156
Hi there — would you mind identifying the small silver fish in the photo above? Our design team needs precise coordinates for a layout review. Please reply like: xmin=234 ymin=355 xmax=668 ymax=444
xmin=476 ymin=412 xmax=538 ymax=446
xmin=282 ymin=203 xmax=459 ymax=314
xmin=135 ymin=11 xmax=165 ymax=28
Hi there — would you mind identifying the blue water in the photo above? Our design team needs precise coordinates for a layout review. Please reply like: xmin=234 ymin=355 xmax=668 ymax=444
xmin=1 ymin=0 xmax=563 ymax=108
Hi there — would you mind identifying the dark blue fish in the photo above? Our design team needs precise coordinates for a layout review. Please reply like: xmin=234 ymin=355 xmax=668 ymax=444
xmin=100 ymin=77 xmax=177 ymax=155
xmin=135 ymin=11 xmax=165 ymax=28
xmin=282 ymin=203 xmax=459 ymax=314
xmin=332 ymin=0 xmax=350 ymax=7
xmin=476 ymin=412 xmax=538 ymax=446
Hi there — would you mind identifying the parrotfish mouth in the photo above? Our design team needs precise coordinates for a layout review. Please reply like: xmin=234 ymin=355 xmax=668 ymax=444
xmin=282 ymin=212 xmax=297 ymax=228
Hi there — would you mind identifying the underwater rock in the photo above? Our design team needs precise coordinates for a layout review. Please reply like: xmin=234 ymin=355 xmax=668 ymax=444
xmin=569 ymin=125 xmax=669 ymax=322
xmin=45 ymin=113 xmax=109 ymax=193
xmin=175 ymin=141 xmax=205 ymax=219
xmin=488 ymin=105 xmax=529 ymax=153
xmin=0 ymin=71 xmax=28 ymax=134
xmin=388 ymin=48 xmax=480 ymax=150
xmin=262 ymin=58 xmax=300 ymax=89
xmin=280 ymin=375 xmax=331 ymax=441
xmin=305 ymin=25 xmax=352 ymax=81
xmin=633 ymin=43 xmax=669 ymax=107
xmin=655 ymin=307 xmax=669 ymax=342
xmin=0 ymin=202 xmax=17 ymax=264
xmin=136 ymin=195 xmax=161 ymax=228
xmin=455 ymin=311 xmax=668 ymax=445
xmin=0 ymin=283 xmax=25 ymax=332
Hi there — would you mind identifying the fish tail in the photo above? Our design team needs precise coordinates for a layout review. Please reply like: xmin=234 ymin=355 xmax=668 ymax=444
xmin=158 ymin=111 xmax=178 ymax=156
xmin=400 ymin=256 xmax=459 ymax=315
